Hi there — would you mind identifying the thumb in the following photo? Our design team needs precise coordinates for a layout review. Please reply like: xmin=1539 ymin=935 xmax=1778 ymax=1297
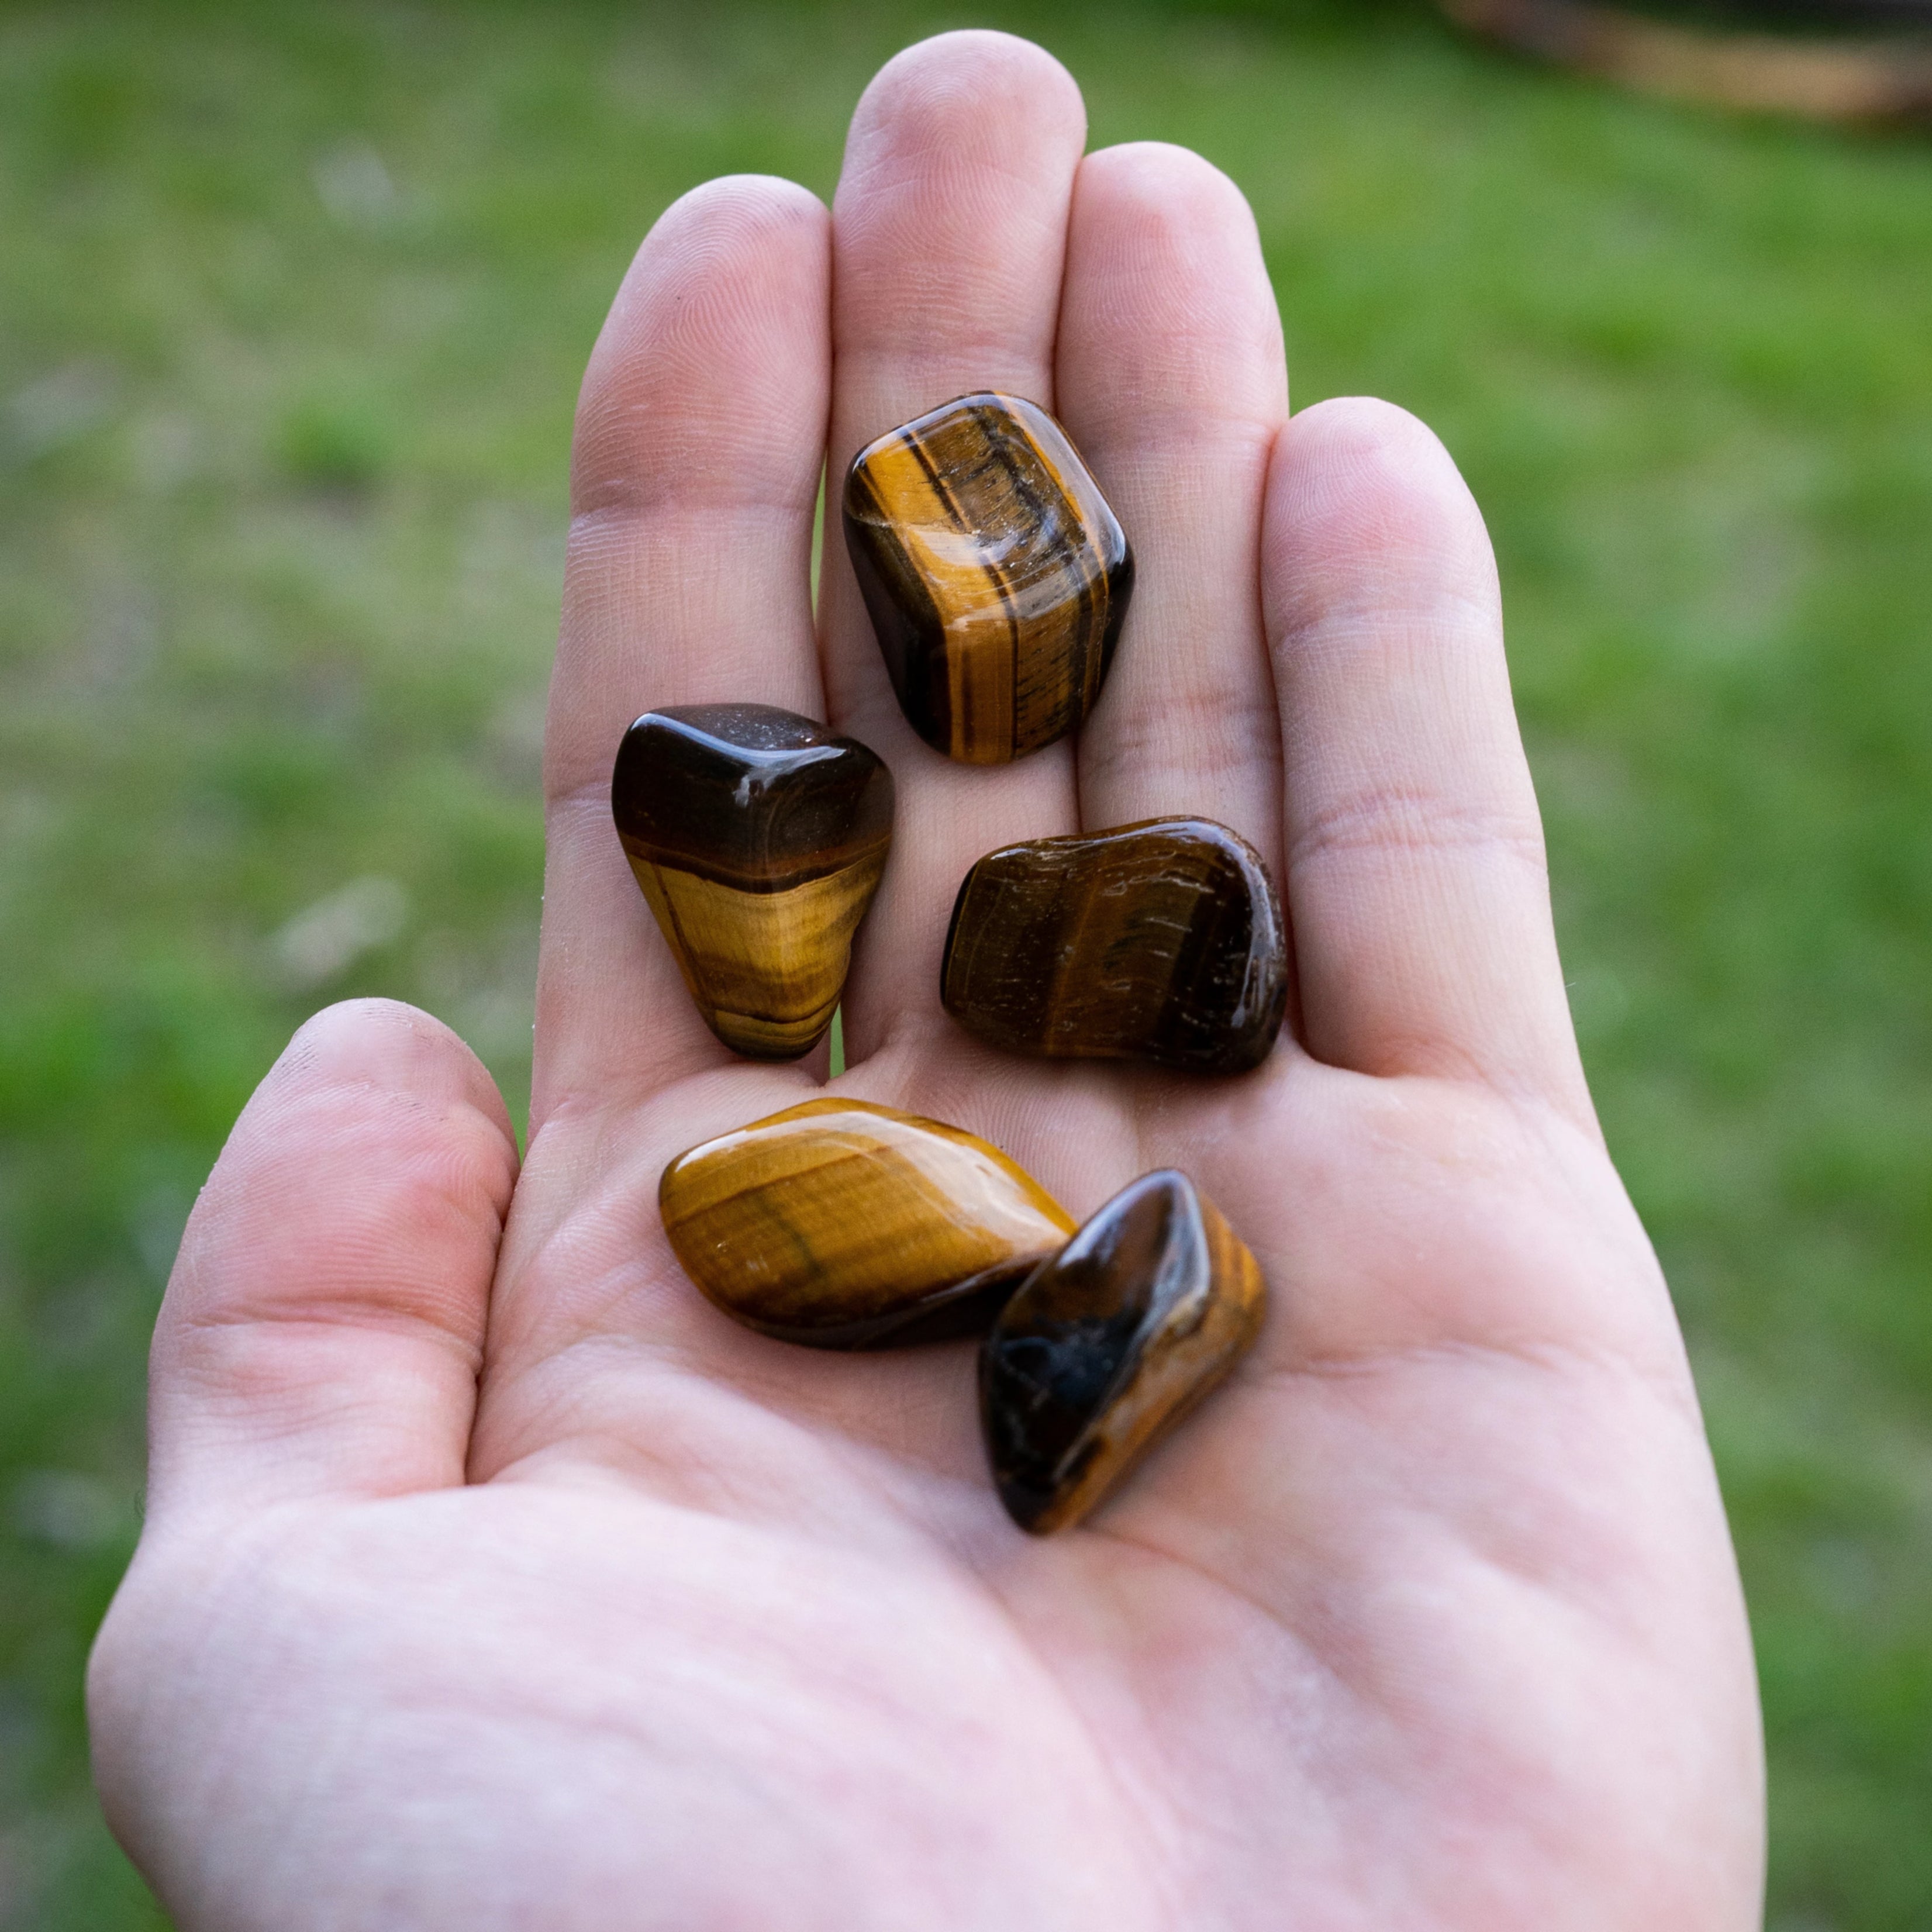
xmin=140 ymin=998 xmax=518 ymax=1523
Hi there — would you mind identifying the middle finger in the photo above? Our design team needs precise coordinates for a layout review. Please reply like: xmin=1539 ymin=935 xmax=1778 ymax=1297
xmin=819 ymin=32 xmax=1090 ymax=1067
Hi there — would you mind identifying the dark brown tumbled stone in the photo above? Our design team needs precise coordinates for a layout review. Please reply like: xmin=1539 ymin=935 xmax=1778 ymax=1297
xmin=841 ymin=392 xmax=1133 ymax=765
xmin=941 ymin=817 xmax=1288 ymax=1075
xmin=612 ymin=704 xmax=892 ymax=1060
xmin=980 ymin=1169 xmax=1266 ymax=1534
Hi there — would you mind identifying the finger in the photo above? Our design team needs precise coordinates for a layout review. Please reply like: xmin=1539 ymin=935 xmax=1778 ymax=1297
xmin=1262 ymin=398 xmax=1591 ymax=1120
xmin=1057 ymin=143 xmax=1289 ymax=881
xmin=818 ymin=32 xmax=1089 ymax=1065
xmin=534 ymin=176 xmax=832 ymax=1126
xmin=143 ymin=1000 xmax=518 ymax=1520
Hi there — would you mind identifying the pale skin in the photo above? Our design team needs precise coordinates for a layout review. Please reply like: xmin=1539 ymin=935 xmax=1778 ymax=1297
xmin=87 ymin=32 xmax=1765 ymax=1930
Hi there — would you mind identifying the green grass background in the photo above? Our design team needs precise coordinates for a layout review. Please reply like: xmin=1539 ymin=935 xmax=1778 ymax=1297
xmin=2 ymin=0 xmax=1928 ymax=1924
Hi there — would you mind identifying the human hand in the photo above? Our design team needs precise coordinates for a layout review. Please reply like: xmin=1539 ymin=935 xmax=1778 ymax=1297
xmin=89 ymin=32 xmax=1764 ymax=1929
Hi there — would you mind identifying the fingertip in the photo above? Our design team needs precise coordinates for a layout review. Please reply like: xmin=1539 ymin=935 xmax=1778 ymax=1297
xmin=198 ymin=999 xmax=521 ymax=1337
xmin=661 ymin=170 xmax=830 ymax=230
xmin=1062 ymin=140 xmax=1286 ymax=432
xmin=1275 ymin=396 xmax=1467 ymax=509
xmin=270 ymin=998 xmax=518 ymax=1165
xmin=606 ymin=172 xmax=830 ymax=330
xmin=1267 ymin=398 xmax=1499 ymax=627
xmin=844 ymin=31 xmax=1086 ymax=181
xmin=835 ymin=32 xmax=1088 ymax=296
xmin=1075 ymin=140 xmax=1262 ymax=253
xmin=575 ymin=174 xmax=832 ymax=523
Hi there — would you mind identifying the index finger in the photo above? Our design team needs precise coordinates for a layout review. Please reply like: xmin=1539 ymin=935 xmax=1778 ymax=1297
xmin=532 ymin=176 xmax=833 ymax=1129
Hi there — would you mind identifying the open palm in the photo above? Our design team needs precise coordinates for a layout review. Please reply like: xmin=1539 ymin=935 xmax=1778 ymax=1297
xmin=90 ymin=33 xmax=1762 ymax=1930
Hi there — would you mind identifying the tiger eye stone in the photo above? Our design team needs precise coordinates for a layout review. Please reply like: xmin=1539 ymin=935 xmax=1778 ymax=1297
xmin=611 ymin=705 xmax=892 ymax=1061
xmin=841 ymin=392 xmax=1134 ymax=765
xmin=980 ymin=1170 xmax=1265 ymax=1535
xmin=941 ymin=817 xmax=1288 ymax=1076
xmin=659 ymin=1098 xmax=1077 ymax=1348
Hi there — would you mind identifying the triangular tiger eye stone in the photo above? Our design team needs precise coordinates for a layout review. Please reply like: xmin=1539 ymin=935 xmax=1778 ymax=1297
xmin=612 ymin=705 xmax=893 ymax=1061
xmin=660 ymin=1099 xmax=1077 ymax=1349
xmin=842 ymin=393 xmax=1134 ymax=765
xmin=942 ymin=818 xmax=1288 ymax=1075
xmin=980 ymin=1170 xmax=1266 ymax=1534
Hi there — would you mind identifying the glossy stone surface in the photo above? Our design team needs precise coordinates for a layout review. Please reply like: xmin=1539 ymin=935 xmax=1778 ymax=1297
xmin=842 ymin=392 xmax=1133 ymax=765
xmin=941 ymin=817 xmax=1288 ymax=1075
xmin=981 ymin=1170 xmax=1265 ymax=1534
xmin=612 ymin=705 xmax=892 ymax=1060
xmin=660 ymin=1098 xmax=1077 ymax=1348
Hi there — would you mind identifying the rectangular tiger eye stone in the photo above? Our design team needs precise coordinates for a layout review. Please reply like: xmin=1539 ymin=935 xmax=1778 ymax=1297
xmin=941 ymin=818 xmax=1288 ymax=1076
xmin=980 ymin=1169 xmax=1265 ymax=1534
xmin=841 ymin=392 xmax=1134 ymax=765
xmin=612 ymin=705 xmax=893 ymax=1060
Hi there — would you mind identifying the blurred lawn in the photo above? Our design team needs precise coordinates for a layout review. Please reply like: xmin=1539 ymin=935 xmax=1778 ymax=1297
xmin=2 ymin=1 xmax=1928 ymax=1925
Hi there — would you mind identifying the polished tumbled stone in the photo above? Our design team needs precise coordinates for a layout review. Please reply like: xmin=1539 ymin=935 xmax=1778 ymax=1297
xmin=612 ymin=704 xmax=892 ymax=1061
xmin=842 ymin=392 xmax=1133 ymax=765
xmin=941 ymin=817 xmax=1288 ymax=1075
xmin=980 ymin=1169 xmax=1266 ymax=1534
xmin=660 ymin=1098 xmax=1077 ymax=1348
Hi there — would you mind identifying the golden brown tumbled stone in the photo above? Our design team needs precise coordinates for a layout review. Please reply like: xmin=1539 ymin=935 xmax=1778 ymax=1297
xmin=841 ymin=392 xmax=1133 ymax=765
xmin=941 ymin=817 xmax=1288 ymax=1075
xmin=611 ymin=704 xmax=892 ymax=1061
xmin=659 ymin=1098 xmax=1077 ymax=1348
xmin=979 ymin=1170 xmax=1266 ymax=1534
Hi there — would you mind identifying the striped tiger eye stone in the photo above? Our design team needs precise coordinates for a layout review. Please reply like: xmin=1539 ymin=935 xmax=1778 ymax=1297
xmin=841 ymin=393 xmax=1134 ymax=765
xmin=980 ymin=1169 xmax=1266 ymax=1534
xmin=941 ymin=817 xmax=1288 ymax=1076
xmin=660 ymin=1099 xmax=1077 ymax=1348
xmin=612 ymin=705 xmax=892 ymax=1061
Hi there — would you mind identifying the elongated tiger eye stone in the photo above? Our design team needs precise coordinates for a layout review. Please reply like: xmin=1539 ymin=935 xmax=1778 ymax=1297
xmin=660 ymin=1098 xmax=1077 ymax=1348
xmin=981 ymin=1170 xmax=1265 ymax=1534
xmin=941 ymin=817 xmax=1288 ymax=1075
xmin=842 ymin=393 xmax=1133 ymax=765
xmin=612 ymin=705 xmax=892 ymax=1061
